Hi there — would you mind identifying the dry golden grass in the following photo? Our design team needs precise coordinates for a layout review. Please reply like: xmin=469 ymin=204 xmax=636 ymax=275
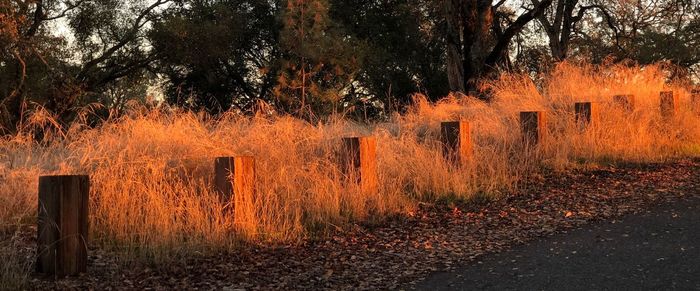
xmin=1 ymin=62 xmax=699 ymax=273
xmin=0 ymin=231 xmax=32 ymax=290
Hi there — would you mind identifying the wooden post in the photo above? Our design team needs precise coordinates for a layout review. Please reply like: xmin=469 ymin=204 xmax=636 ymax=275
xmin=214 ymin=157 xmax=235 ymax=199
xmin=232 ymin=156 xmax=255 ymax=229
xmin=574 ymin=102 xmax=599 ymax=127
xmin=613 ymin=94 xmax=635 ymax=111
xmin=691 ymin=89 xmax=700 ymax=114
xmin=214 ymin=156 xmax=255 ymax=227
xmin=341 ymin=137 xmax=377 ymax=193
xmin=520 ymin=111 xmax=547 ymax=145
xmin=440 ymin=121 xmax=473 ymax=165
xmin=37 ymin=175 xmax=89 ymax=278
xmin=660 ymin=91 xmax=678 ymax=117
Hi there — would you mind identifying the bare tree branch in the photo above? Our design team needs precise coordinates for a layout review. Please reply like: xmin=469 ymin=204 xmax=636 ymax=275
xmin=485 ymin=0 xmax=553 ymax=67
xmin=77 ymin=0 xmax=171 ymax=82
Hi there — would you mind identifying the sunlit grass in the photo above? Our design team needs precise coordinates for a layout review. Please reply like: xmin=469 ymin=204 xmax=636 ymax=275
xmin=0 ymin=62 xmax=698 ymax=267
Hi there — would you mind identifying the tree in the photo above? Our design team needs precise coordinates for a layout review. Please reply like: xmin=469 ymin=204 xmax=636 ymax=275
xmin=621 ymin=0 xmax=700 ymax=71
xmin=567 ymin=0 xmax=699 ymax=78
xmin=443 ymin=0 xmax=553 ymax=95
xmin=3 ymin=0 xmax=699 ymax=127
xmin=532 ymin=0 xmax=581 ymax=60
xmin=0 ymin=0 xmax=173 ymax=131
xmin=150 ymin=0 xmax=362 ymax=117
xmin=69 ymin=0 xmax=172 ymax=102
xmin=273 ymin=0 xmax=361 ymax=117
xmin=149 ymin=0 xmax=280 ymax=113
xmin=330 ymin=0 xmax=449 ymax=111
xmin=0 ymin=0 xmax=94 ymax=131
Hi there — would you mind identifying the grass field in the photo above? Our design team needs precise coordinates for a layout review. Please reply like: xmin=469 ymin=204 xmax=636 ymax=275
xmin=1 ymin=61 xmax=699 ymax=287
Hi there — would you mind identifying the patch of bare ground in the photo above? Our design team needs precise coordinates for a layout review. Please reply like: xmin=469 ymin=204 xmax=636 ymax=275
xmin=26 ymin=159 xmax=700 ymax=290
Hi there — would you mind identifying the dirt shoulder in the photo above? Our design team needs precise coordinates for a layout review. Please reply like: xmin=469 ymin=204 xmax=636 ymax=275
xmin=27 ymin=160 xmax=700 ymax=290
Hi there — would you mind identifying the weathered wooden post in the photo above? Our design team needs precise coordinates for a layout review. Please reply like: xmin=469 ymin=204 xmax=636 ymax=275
xmin=520 ymin=111 xmax=547 ymax=145
xmin=214 ymin=157 xmax=235 ymax=199
xmin=232 ymin=156 xmax=255 ymax=228
xmin=691 ymin=89 xmax=700 ymax=114
xmin=440 ymin=121 xmax=473 ymax=165
xmin=574 ymin=102 xmax=599 ymax=127
xmin=660 ymin=91 xmax=678 ymax=117
xmin=613 ymin=94 xmax=635 ymax=111
xmin=214 ymin=156 xmax=255 ymax=224
xmin=341 ymin=136 xmax=377 ymax=193
xmin=37 ymin=175 xmax=89 ymax=278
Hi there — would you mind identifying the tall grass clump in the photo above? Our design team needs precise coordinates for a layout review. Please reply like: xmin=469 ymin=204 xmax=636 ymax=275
xmin=0 ymin=61 xmax=698 ymax=263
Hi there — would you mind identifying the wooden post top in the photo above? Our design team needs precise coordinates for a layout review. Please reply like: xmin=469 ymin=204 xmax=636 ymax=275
xmin=440 ymin=121 xmax=472 ymax=165
xmin=37 ymin=175 xmax=90 ymax=278
xmin=660 ymin=91 xmax=678 ymax=117
xmin=342 ymin=136 xmax=375 ymax=141
xmin=519 ymin=111 xmax=547 ymax=145
xmin=574 ymin=102 xmax=599 ymax=127
xmin=613 ymin=94 xmax=635 ymax=111
xmin=519 ymin=111 xmax=546 ymax=120
xmin=39 ymin=174 xmax=90 ymax=179
xmin=234 ymin=156 xmax=255 ymax=162
xmin=441 ymin=120 xmax=469 ymax=125
xmin=340 ymin=136 xmax=377 ymax=193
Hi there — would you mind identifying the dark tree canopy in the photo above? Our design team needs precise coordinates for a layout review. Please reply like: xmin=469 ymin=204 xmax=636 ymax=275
xmin=0 ymin=0 xmax=698 ymax=129
xmin=330 ymin=0 xmax=449 ymax=107
xmin=149 ymin=0 xmax=280 ymax=113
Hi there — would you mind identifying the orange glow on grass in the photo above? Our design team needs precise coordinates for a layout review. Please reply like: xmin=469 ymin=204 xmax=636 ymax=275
xmin=1 ymin=61 xmax=698 ymax=258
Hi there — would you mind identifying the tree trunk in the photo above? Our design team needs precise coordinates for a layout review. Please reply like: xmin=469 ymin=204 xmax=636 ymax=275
xmin=537 ymin=0 xmax=578 ymax=61
xmin=445 ymin=0 xmax=466 ymax=93
xmin=445 ymin=0 xmax=552 ymax=96
xmin=462 ymin=0 xmax=493 ymax=93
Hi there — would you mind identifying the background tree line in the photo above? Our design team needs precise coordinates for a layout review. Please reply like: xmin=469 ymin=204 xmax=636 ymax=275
xmin=1 ymin=0 xmax=698 ymax=131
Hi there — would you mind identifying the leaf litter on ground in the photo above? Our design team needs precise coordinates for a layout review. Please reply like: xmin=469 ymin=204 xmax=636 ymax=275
xmin=22 ymin=159 xmax=700 ymax=290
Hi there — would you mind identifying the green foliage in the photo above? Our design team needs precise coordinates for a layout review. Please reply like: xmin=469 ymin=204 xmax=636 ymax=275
xmin=149 ymin=0 xmax=279 ymax=113
xmin=635 ymin=23 xmax=700 ymax=68
xmin=329 ymin=0 xmax=449 ymax=109
xmin=0 ymin=0 xmax=170 ymax=132
xmin=0 ymin=1 xmax=73 ymax=131
xmin=1 ymin=0 xmax=699 ymax=130
xmin=274 ymin=0 xmax=362 ymax=117
xmin=565 ymin=0 xmax=700 ymax=81
xmin=149 ymin=0 xmax=448 ymax=118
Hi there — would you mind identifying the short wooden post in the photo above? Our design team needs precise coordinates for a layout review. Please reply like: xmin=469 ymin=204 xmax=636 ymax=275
xmin=574 ymin=102 xmax=599 ymax=127
xmin=214 ymin=157 xmax=235 ymax=199
xmin=232 ymin=156 xmax=255 ymax=228
xmin=215 ymin=156 xmax=255 ymax=225
xmin=520 ymin=111 xmax=547 ymax=145
xmin=660 ymin=91 xmax=678 ymax=117
xmin=691 ymin=89 xmax=700 ymax=114
xmin=440 ymin=121 xmax=473 ymax=165
xmin=341 ymin=136 xmax=377 ymax=193
xmin=613 ymin=94 xmax=635 ymax=111
xmin=37 ymin=175 xmax=89 ymax=278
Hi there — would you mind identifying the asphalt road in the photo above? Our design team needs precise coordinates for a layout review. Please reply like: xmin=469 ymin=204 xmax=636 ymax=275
xmin=416 ymin=194 xmax=700 ymax=291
